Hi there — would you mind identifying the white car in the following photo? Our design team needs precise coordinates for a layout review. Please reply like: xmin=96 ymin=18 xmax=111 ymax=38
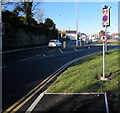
xmin=92 ymin=39 xmax=98 ymax=42
xmin=48 ymin=40 xmax=62 ymax=47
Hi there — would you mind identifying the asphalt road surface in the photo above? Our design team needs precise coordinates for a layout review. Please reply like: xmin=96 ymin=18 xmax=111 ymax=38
xmin=2 ymin=45 xmax=119 ymax=111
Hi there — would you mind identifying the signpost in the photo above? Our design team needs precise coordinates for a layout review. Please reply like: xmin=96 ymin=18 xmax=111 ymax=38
xmin=100 ymin=35 xmax=108 ymax=43
xmin=102 ymin=5 xmax=111 ymax=52
xmin=100 ymin=5 xmax=111 ymax=80
xmin=100 ymin=35 xmax=108 ymax=80
xmin=102 ymin=6 xmax=110 ymax=26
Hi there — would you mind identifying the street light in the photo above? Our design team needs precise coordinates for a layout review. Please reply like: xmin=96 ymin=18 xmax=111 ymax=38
xmin=76 ymin=0 xmax=78 ymax=46
xmin=57 ymin=14 xmax=61 ymax=40
xmin=76 ymin=0 xmax=81 ymax=46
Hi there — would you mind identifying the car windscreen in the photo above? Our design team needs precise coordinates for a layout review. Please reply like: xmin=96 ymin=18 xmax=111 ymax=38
xmin=50 ymin=41 xmax=56 ymax=42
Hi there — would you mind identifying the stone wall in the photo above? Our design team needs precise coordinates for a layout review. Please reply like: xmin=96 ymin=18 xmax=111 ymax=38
xmin=2 ymin=24 xmax=49 ymax=50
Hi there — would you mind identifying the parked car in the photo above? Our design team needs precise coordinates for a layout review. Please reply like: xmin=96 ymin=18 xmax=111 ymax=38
xmin=48 ymin=40 xmax=62 ymax=47
xmin=88 ymin=39 xmax=93 ymax=44
xmin=92 ymin=39 xmax=98 ymax=42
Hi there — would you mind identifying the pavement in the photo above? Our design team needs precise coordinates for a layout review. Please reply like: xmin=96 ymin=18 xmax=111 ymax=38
xmin=19 ymin=93 xmax=108 ymax=113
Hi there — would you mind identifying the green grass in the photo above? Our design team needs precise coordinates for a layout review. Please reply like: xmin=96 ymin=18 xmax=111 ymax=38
xmin=47 ymin=49 xmax=120 ymax=113
xmin=94 ymin=42 xmax=120 ymax=45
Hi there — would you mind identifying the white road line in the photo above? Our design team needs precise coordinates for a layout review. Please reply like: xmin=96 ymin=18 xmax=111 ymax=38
xmin=2 ymin=46 xmax=47 ymax=54
xmin=45 ymin=93 xmax=104 ymax=95
xmin=88 ymin=47 xmax=91 ymax=49
xmin=59 ymin=49 xmax=63 ymax=53
xmin=104 ymin=93 xmax=109 ymax=113
xmin=25 ymin=92 xmax=45 ymax=112
xmin=20 ymin=55 xmax=41 ymax=62
xmin=43 ymin=54 xmax=46 ymax=57
xmin=74 ymin=48 xmax=78 ymax=51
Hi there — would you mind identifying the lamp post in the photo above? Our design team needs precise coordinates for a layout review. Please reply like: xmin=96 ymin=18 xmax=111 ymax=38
xmin=76 ymin=0 xmax=78 ymax=46
xmin=57 ymin=14 xmax=61 ymax=40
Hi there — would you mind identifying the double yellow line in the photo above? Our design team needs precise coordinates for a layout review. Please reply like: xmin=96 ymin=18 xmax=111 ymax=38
xmin=3 ymin=61 xmax=71 ymax=113
xmin=3 ymin=74 xmax=54 ymax=113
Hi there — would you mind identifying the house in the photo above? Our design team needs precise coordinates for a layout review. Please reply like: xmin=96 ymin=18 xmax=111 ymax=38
xmin=63 ymin=29 xmax=77 ymax=40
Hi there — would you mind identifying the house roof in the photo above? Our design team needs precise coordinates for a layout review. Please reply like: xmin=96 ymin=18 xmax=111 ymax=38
xmin=65 ymin=30 xmax=77 ymax=34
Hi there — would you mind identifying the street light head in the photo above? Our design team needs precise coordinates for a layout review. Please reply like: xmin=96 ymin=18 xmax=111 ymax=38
xmin=101 ymin=4 xmax=106 ymax=7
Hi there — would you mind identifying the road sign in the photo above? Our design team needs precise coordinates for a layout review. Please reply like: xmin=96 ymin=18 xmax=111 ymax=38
xmin=102 ymin=8 xmax=108 ymax=15
xmin=100 ymin=35 xmax=108 ymax=43
xmin=102 ymin=15 xmax=108 ymax=22
xmin=102 ymin=7 xmax=110 ymax=26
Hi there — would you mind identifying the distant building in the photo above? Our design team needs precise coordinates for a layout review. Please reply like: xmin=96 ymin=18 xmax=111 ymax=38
xmin=111 ymin=33 xmax=119 ymax=38
xmin=62 ymin=29 xmax=87 ymax=41
xmin=79 ymin=33 xmax=87 ymax=41
xmin=63 ymin=29 xmax=77 ymax=40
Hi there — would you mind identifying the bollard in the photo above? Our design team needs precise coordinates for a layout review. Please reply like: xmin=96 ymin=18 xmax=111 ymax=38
xmin=63 ymin=41 xmax=66 ymax=48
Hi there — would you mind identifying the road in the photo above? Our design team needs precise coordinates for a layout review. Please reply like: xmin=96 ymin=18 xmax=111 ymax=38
xmin=2 ymin=45 xmax=119 ymax=111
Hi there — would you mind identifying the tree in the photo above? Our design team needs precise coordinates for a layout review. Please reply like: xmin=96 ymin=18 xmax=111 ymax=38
xmin=35 ymin=8 xmax=44 ymax=24
xmin=99 ymin=30 xmax=105 ymax=36
xmin=44 ymin=18 xmax=56 ymax=30
xmin=2 ymin=1 xmax=42 ymax=25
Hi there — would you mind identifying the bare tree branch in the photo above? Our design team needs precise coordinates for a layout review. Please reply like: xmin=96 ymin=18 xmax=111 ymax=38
xmin=32 ymin=2 xmax=40 ymax=11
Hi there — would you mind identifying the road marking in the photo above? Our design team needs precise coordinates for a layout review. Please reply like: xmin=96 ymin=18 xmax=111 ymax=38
xmin=59 ymin=49 xmax=63 ymax=53
xmin=20 ymin=55 xmax=42 ymax=62
xmin=43 ymin=54 xmax=46 ymax=57
xmin=3 ymin=74 xmax=54 ymax=113
xmin=104 ymin=93 xmax=109 ymax=113
xmin=26 ymin=92 xmax=105 ymax=112
xmin=2 ymin=46 xmax=47 ymax=54
xmin=6 ymin=56 xmax=73 ymax=112
xmin=45 ymin=93 xmax=105 ymax=95
xmin=5 ymin=51 xmax=105 ymax=112
xmin=25 ymin=91 xmax=45 ymax=113
xmin=88 ymin=47 xmax=91 ymax=49
xmin=74 ymin=48 xmax=78 ymax=51
xmin=10 ymin=73 xmax=59 ymax=112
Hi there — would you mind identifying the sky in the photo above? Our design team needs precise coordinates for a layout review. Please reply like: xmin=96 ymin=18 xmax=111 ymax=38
xmin=3 ymin=1 xmax=119 ymax=35
xmin=42 ymin=2 xmax=118 ymax=35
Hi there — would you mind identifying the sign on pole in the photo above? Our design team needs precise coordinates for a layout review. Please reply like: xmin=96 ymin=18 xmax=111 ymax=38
xmin=100 ymin=35 xmax=108 ymax=80
xmin=100 ymin=35 xmax=108 ymax=43
xmin=102 ymin=7 xmax=110 ymax=27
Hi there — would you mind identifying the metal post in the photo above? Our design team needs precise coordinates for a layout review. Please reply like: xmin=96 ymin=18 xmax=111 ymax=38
xmin=58 ymin=30 xmax=59 ymax=40
xmin=105 ymin=25 xmax=107 ymax=51
xmin=58 ymin=14 xmax=60 ymax=41
xmin=76 ymin=0 xmax=78 ymax=46
xmin=103 ymin=42 xmax=105 ymax=79
xmin=0 ymin=2 xmax=2 ymax=112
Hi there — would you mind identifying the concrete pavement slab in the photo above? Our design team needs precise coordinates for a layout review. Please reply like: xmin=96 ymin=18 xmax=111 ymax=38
xmin=31 ymin=93 xmax=106 ymax=113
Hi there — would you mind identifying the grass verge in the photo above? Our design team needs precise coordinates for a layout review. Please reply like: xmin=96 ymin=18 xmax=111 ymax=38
xmin=47 ymin=49 xmax=120 ymax=113
xmin=94 ymin=42 xmax=120 ymax=45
